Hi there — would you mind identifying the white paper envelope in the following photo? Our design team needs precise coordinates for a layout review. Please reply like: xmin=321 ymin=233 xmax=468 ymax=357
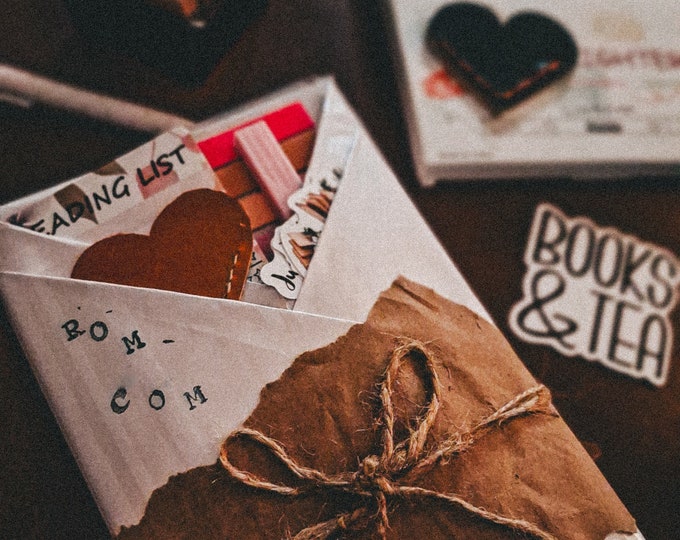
xmin=0 ymin=77 xmax=489 ymax=534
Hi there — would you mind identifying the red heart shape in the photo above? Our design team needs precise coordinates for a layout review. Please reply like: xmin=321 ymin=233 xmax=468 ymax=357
xmin=72 ymin=189 xmax=253 ymax=300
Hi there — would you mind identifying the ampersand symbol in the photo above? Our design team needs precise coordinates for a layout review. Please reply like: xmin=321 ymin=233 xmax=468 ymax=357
xmin=516 ymin=269 xmax=578 ymax=349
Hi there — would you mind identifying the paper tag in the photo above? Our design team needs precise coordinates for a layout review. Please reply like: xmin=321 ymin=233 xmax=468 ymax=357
xmin=0 ymin=129 xmax=214 ymax=243
xmin=509 ymin=203 xmax=680 ymax=387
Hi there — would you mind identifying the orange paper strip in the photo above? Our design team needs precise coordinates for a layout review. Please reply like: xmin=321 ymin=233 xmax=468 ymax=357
xmin=214 ymin=129 xmax=315 ymax=200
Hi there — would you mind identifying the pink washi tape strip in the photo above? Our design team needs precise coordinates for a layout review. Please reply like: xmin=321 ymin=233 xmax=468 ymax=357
xmin=234 ymin=121 xmax=302 ymax=221
xmin=198 ymin=102 xmax=314 ymax=169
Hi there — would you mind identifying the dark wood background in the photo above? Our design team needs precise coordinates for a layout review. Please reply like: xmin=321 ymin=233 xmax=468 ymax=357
xmin=1 ymin=1 xmax=679 ymax=538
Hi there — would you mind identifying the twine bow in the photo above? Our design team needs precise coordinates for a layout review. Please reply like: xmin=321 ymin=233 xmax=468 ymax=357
xmin=220 ymin=340 xmax=558 ymax=540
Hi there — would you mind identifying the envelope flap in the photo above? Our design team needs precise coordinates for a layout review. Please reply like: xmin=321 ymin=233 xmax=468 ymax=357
xmin=0 ymin=222 xmax=85 ymax=276
xmin=0 ymin=271 xmax=353 ymax=533
xmin=295 ymin=131 xmax=490 ymax=323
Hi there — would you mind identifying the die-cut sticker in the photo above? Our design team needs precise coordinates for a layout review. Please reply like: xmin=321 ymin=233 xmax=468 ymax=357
xmin=509 ymin=203 xmax=680 ymax=387
xmin=426 ymin=3 xmax=578 ymax=115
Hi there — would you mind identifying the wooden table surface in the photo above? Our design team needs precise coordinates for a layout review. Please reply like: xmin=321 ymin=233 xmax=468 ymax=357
xmin=1 ymin=1 xmax=679 ymax=538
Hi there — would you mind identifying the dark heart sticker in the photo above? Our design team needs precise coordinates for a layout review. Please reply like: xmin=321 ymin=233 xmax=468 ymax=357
xmin=426 ymin=2 xmax=578 ymax=115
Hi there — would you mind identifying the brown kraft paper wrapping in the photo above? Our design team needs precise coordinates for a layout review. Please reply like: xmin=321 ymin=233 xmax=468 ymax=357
xmin=118 ymin=277 xmax=636 ymax=539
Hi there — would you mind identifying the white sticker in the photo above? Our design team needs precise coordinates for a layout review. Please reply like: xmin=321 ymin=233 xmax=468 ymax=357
xmin=509 ymin=203 xmax=680 ymax=387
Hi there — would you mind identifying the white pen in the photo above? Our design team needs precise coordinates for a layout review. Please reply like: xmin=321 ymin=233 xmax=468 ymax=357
xmin=0 ymin=63 xmax=194 ymax=133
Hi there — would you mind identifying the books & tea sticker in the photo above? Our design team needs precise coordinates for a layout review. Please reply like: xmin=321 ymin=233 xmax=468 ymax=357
xmin=509 ymin=203 xmax=680 ymax=386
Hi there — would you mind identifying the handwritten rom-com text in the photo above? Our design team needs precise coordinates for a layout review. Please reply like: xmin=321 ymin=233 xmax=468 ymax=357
xmin=61 ymin=315 xmax=207 ymax=414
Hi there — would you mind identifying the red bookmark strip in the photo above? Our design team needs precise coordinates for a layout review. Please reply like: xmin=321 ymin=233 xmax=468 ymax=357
xmin=198 ymin=102 xmax=315 ymax=169
xmin=234 ymin=121 xmax=302 ymax=221
xmin=213 ymin=129 xmax=316 ymax=199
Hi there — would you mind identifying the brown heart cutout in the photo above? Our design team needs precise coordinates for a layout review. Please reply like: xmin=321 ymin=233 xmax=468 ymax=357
xmin=72 ymin=189 xmax=253 ymax=300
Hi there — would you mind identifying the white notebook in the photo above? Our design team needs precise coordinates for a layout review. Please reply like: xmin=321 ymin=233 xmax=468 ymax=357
xmin=386 ymin=0 xmax=680 ymax=185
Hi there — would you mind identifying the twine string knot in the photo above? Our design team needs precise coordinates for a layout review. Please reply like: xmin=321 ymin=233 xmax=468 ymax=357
xmin=220 ymin=339 xmax=558 ymax=540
